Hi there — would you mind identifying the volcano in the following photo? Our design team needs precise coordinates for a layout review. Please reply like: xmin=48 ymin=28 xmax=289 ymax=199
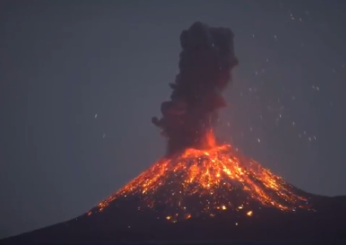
xmin=3 ymin=132 xmax=346 ymax=244
xmin=2 ymin=22 xmax=346 ymax=244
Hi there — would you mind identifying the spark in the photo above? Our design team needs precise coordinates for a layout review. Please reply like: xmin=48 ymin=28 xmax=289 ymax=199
xmin=312 ymin=85 xmax=320 ymax=91
xmin=95 ymin=114 xmax=98 ymax=118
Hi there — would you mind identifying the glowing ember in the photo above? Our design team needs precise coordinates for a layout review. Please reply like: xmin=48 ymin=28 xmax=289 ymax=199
xmin=91 ymin=131 xmax=309 ymax=221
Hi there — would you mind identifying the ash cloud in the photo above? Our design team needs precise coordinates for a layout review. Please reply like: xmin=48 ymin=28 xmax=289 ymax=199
xmin=152 ymin=22 xmax=238 ymax=155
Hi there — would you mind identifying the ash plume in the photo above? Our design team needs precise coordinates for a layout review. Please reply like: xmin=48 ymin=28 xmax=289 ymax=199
xmin=152 ymin=22 xmax=238 ymax=155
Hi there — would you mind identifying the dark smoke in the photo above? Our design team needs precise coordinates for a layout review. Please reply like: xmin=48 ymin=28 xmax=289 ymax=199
xmin=152 ymin=22 xmax=238 ymax=155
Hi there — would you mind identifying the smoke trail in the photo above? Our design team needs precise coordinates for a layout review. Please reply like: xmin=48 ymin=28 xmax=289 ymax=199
xmin=152 ymin=22 xmax=238 ymax=155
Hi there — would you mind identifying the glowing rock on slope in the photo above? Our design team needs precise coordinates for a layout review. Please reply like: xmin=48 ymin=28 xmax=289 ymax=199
xmin=90 ymin=131 xmax=309 ymax=221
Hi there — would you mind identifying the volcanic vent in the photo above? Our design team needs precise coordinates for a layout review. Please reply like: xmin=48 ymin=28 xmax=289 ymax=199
xmin=88 ymin=22 xmax=310 ymax=222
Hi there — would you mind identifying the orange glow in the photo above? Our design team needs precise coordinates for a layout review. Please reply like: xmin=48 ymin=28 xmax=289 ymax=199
xmin=204 ymin=129 xmax=216 ymax=148
xmin=89 ymin=131 xmax=309 ymax=221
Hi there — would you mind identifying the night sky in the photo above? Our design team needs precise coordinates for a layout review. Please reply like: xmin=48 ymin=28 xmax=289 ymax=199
xmin=1 ymin=0 xmax=346 ymax=239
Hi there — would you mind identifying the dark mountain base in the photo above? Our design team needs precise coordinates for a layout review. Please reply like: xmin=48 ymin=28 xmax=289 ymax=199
xmin=2 ymin=195 xmax=346 ymax=244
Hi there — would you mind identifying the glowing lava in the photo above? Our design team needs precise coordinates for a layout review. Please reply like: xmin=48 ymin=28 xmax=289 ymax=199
xmin=91 ymin=131 xmax=309 ymax=222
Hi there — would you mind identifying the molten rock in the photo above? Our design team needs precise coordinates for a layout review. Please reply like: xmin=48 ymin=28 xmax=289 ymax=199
xmin=95 ymin=131 xmax=309 ymax=222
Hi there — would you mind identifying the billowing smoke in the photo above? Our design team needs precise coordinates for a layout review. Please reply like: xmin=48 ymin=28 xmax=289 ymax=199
xmin=152 ymin=22 xmax=238 ymax=155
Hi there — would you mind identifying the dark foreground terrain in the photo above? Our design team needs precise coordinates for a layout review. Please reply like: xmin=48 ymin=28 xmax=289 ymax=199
xmin=1 ymin=193 xmax=346 ymax=245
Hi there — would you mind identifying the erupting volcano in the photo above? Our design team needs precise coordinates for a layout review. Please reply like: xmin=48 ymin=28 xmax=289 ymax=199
xmin=93 ymin=130 xmax=310 ymax=222
xmin=89 ymin=21 xmax=309 ymax=223
xmin=3 ymin=22 xmax=346 ymax=244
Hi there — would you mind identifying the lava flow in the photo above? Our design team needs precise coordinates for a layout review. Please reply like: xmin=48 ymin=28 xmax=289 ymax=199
xmin=91 ymin=131 xmax=309 ymax=222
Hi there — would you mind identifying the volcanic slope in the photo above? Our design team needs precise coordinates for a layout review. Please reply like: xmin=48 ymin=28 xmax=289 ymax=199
xmin=3 ymin=133 xmax=346 ymax=244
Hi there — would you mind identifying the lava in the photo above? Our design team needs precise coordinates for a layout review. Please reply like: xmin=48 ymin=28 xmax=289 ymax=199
xmin=91 ymin=131 xmax=309 ymax=222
